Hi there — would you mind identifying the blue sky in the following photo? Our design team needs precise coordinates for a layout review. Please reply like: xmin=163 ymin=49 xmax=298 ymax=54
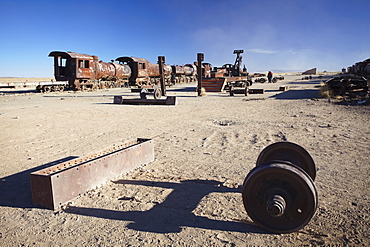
xmin=0 ymin=0 xmax=369 ymax=77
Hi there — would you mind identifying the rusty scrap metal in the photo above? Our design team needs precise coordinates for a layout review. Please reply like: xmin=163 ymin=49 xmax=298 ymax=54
xmin=279 ymin=86 xmax=289 ymax=91
xmin=157 ymin=56 xmax=166 ymax=96
xmin=242 ymin=142 xmax=318 ymax=233
xmin=254 ymin=78 xmax=267 ymax=83
xmin=113 ymin=96 xmax=177 ymax=105
xmin=229 ymin=87 xmax=248 ymax=96
xmin=229 ymin=87 xmax=264 ymax=96
xmin=48 ymin=51 xmax=131 ymax=91
xmin=201 ymin=78 xmax=227 ymax=92
xmin=197 ymin=53 xmax=204 ymax=96
xmin=347 ymin=58 xmax=370 ymax=78
xmin=325 ymin=75 xmax=369 ymax=98
xmin=30 ymin=138 xmax=154 ymax=210
xmin=139 ymin=87 xmax=162 ymax=99
xmin=275 ymin=76 xmax=285 ymax=80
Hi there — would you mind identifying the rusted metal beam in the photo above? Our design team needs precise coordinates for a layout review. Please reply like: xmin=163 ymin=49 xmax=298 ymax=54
xmin=279 ymin=86 xmax=289 ymax=91
xmin=248 ymin=89 xmax=264 ymax=94
xmin=158 ymin=56 xmax=166 ymax=96
xmin=113 ymin=96 xmax=177 ymax=105
xmin=131 ymin=87 xmax=154 ymax=93
xmin=197 ymin=53 xmax=204 ymax=96
xmin=30 ymin=138 xmax=154 ymax=210
xmin=229 ymin=88 xmax=264 ymax=96
xmin=229 ymin=87 xmax=248 ymax=96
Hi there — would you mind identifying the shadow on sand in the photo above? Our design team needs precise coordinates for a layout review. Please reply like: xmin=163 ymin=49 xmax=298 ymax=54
xmin=0 ymin=156 xmax=78 ymax=208
xmin=1 ymin=161 xmax=266 ymax=234
xmin=65 ymin=179 xmax=266 ymax=234
xmin=269 ymin=88 xmax=320 ymax=100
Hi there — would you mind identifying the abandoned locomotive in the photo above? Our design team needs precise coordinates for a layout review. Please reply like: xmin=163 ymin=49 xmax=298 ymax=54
xmin=42 ymin=51 xmax=197 ymax=92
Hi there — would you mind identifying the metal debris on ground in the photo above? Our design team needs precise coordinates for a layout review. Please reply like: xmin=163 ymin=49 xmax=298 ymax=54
xmin=113 ymin=96 xmax=177 ymax=105
xmin=30 ymin=138 xmax=154 ymax=210
xmin=325 ymin=75 xmax=369 ymax=99
xmin=242 ymin=142 xmax=318 ymax=233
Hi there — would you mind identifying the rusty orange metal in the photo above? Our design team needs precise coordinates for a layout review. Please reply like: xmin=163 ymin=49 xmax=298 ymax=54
xmin=30 ymin=138 xmax=154 ymax=210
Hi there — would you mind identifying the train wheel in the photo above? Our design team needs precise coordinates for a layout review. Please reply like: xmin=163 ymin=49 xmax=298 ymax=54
xmin=140 ymin=88 xmax=148 ymax=99
xmin=242 ymin=161 xmax=318 ymax=233
xmin=43 ymin=86 xmax=51 ymax=93
xmin=153 ymin=88 xmax=162 ymax=99
xmin=256 ymin=142 xmax=316 ymax=181
xmin=229 ymin=86 xmax=235 ymax=96
xmin=244 ymin=87 xmax=249 ymax=96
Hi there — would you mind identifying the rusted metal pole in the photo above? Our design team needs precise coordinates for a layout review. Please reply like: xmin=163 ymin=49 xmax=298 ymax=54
xmin=158 ymin=56 xmax=166 ymax=96
xmin=197 ymin=53 xmax=204 ymax=96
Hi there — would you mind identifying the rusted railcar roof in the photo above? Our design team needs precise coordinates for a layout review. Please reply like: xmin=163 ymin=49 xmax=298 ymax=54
xmin=116 ymin=57 xmax=149 ymax=64
xmin=48 ymin=51 xmax=95 ymax=60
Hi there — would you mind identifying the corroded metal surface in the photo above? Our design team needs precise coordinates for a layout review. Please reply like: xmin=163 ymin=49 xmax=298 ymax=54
xmin=113 ymin=96 xmax=177 ymax=105
xmin=48 ymin=51 xmax=131 ymax=90
xmin=30 ymin=138 xmax=154 ymax=210
xmin=256 ymin=142 xmax=316 ymax=180
xmin=325 ymin=75 xmax=369 ymax=98
xmin=201 ymin=78 xmax=226 ymax=92
xmin=242 ymin=161 xmax=318 ymax=234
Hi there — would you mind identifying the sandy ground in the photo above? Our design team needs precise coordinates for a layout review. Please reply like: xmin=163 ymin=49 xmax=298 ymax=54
xmin=0 ymin=75 xmax=369 ymax=246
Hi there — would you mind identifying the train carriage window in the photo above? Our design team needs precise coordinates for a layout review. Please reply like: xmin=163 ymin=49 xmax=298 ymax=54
xmin=78 ymin=60 xmax=90 ymax=68
xmin=139 ymin=63 xmax=146 ymax=69
xmin=59 ymin=58 xmax=66 ymax=67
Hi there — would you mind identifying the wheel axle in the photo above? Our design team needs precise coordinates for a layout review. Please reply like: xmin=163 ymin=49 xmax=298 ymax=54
xmin=266 ymin=195 xmax=286 ymax=217
xmin=242 ymin=142 xmax=318 ymax=233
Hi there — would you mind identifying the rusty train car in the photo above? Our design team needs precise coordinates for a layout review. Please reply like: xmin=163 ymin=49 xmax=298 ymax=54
xmin=115 ymin=56 xmax=197 ymax=85
xmin=347 ymin=58 xmax=370 ymax=78
xmin=45 ymin=51 xmax=131 ymax=91
xmin=42 ymin=51 xmax=198 ymax=92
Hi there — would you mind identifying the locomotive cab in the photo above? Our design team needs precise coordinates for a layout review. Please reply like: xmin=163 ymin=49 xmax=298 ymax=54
xmin=116 ymin=57 xmax=150 ymax=85
xmin=49 ymin=51 xmax=95 ymax=90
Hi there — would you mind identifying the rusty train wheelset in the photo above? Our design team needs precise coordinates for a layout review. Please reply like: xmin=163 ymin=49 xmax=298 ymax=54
xmin=242 ymin=142 xmax=318 ymax=233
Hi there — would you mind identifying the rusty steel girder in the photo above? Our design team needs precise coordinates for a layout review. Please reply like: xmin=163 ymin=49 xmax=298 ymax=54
xmin=30 ymin=138 xmax=154 ymax=210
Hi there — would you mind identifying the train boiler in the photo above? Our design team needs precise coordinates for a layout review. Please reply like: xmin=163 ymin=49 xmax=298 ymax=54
xmin=47 ymin=51 xmax=131 ymax=91
xmin=115 ymin=56 xmax=174 ymax=86
xmin=171 ymin=64 xmax=197 ymax=83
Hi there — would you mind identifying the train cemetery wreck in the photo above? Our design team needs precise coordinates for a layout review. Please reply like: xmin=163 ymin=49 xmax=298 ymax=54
xmin=1 ymin=51 xmax=369 ymax=246
xmin=1 ymin=50 xmax=369 ymax=104
xmin=325 ymin=75 xmax=369 ymax=101
xmin=26 ymin=49 xmax=327 ymax=232
xmin=29 ymin=136 xmax=318 ymax=234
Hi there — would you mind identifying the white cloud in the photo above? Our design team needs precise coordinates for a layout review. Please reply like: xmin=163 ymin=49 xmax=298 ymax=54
xmin=247 ymin=49 xmax=277 ymax=54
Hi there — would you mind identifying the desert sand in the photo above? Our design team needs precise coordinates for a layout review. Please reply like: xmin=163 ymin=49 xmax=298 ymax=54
xmin=0 ymin=74 xmax=369 ymax=246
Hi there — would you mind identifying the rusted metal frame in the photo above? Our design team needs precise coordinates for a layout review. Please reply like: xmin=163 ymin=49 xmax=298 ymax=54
xmin=30 ymin=138 xmax=154 ymax=210
xmin=131 ymin=87 xmax=155 ymax=93
xmin=113 ymin=96 xmax=177 ymax=105
xmin=201 ymin=78 xmax=227 ymax=92
xmin=229 ymin=88 xmax=248 ymax=96
xmin=248 ymin=89 xmax=264 ymax=94
xmin=229 ymin=88 xmax=264 ymax=96
xmin=279 ymin=86 xmax=289 ymax=91
xmin=197 ymin=53 xmax=204 ymax=96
